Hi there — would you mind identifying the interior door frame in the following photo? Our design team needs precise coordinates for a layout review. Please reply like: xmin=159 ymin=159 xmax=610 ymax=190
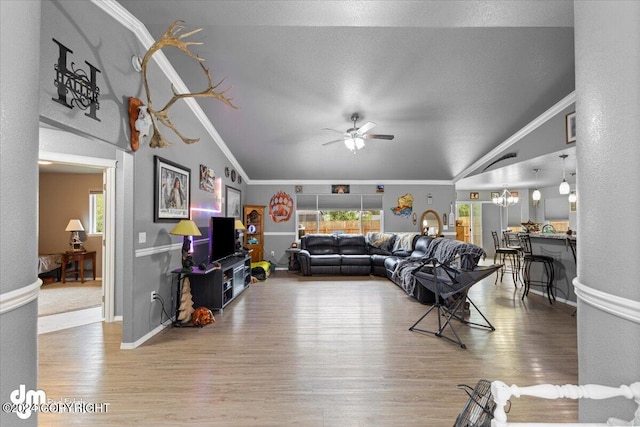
xmin=39 ymin=150 xmax=116 ymax=322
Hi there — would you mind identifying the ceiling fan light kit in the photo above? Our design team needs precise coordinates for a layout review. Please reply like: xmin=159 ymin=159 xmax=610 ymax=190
xmin=322 ymin=113 xmax=394 ymax=153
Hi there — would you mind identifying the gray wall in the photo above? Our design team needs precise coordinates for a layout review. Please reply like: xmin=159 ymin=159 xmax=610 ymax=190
xmin=0 ymin=1 xmax=41 ymax=426
xmin=574 ymin=1 xmax=640 ymax=421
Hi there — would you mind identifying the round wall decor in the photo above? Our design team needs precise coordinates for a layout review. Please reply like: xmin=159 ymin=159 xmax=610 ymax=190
xmin=269 ymin=191 xmax=293 ymax=222
xmin=231 ymin=170 xmax=236 ymax=182
xmin=224 ymin=167 xmax=230 ymax=177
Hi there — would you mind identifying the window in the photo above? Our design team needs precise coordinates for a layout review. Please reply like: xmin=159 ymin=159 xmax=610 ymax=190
xmin=89 ymin=190 xmax=104 ymax=234
xmin=295 ymin=194 xmax=384 ymax=235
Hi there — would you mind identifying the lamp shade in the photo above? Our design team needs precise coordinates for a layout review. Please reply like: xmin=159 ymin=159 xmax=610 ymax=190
xmin=169 ymin=220 xmax=202 ymax=237
xmin=234 ymin=219 xmax=245 ymax=230
xmin=65 ymin=219 xmax=84 ymax=232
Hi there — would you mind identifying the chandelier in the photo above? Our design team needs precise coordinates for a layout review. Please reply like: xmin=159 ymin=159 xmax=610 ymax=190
xmin=492 ymin=188 xmax=519 ymax=207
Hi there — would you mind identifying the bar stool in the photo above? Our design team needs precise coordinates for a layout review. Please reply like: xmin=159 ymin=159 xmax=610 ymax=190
xmin=503 ymin=231 xmax=523 ymax=282
xmin=491 ymin=231 xmax=519 ymax=286
xmin=518 ymin=234 xmax=555 ymax=304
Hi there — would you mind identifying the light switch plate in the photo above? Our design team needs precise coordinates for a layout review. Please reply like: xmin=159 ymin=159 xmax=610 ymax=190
xmin=139 ymin=232 xmax=146 ymax=244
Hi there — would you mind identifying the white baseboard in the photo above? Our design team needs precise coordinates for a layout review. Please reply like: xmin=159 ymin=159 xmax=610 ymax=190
xmin=120 ymin=318 xmax=172 ymax=350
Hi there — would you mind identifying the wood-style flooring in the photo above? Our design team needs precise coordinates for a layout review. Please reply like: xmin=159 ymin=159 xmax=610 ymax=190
xmin=38 ymin=269 xmax=578 ymax=426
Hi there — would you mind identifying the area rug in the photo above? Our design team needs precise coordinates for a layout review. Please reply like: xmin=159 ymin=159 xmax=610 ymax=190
xmin=38 ymin=280 xmax=102 ymax=316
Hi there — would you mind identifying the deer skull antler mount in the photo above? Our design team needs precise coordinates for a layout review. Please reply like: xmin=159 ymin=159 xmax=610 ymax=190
xmin=139 ymin=20 xmax=237 ymax=148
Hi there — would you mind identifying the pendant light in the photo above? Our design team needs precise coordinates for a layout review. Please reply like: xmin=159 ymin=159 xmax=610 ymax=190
xmin=559 ymin=154 xmax=570 ymax=195
xmin=532 ymin=168 xmax=541 ymax=202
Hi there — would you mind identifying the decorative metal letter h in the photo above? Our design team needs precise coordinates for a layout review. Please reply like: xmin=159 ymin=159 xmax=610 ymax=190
xmin=52 ymin=38 xmax=101 ymax=122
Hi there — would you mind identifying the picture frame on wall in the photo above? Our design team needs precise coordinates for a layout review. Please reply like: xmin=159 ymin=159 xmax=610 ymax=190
xmin=566 ymin=111 xmax=576 ymax=144
xmin=331 ymin=184 xmax=350 ymax=194
xmin=225 ymin=186 xmax=241 ymax=219
xmin=470 ymin=192 xmax=479 ymax=200
xmin=490 ymin=192 xmax=500 ymax=200
xmin=199 ymin=164 xmax=215 ymax=193
xmin=154 ymin=156 xmax=190 ymax=222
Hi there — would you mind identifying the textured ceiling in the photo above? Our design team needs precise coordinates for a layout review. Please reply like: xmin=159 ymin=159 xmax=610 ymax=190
xmin=116 ymin=0 xmax=575 ymax=186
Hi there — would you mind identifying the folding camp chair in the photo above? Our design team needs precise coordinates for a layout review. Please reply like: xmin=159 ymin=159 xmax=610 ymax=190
xmin=409 ymin=259 xmax=502 ymax=349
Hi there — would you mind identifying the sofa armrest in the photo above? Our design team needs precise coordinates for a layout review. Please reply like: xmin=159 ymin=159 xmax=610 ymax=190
xmin=297 ymin=249 xmax=312 ymax=276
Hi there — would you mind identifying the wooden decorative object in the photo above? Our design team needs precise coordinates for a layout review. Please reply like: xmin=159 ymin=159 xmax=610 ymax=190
xmin=128 ymin=97 xmax=144 ymax=152
xmin=139 ymin=20 xmax=237 ymax=148
xmin=177 ymin=276 xmax=195 ymax=324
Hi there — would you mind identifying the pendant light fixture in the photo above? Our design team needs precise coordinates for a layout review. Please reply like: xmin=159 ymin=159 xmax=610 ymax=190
xmin=559 ymin=154 xmax=570 ymax=195
xmin=532 ymin=168 xmax=541 ymax=203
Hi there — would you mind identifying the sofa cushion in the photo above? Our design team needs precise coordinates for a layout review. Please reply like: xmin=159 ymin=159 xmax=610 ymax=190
xmin=337 ymin=234 xmax=367 ymax=255
xmin=302 ymin=234 xmax=338 ymax=255
xmin=365 ymin=232 xmax=397 ymax=254
xmin=340 ymin=254 xmax=371 ymax=266
xmin=308 ymin=254 xmax=342 ymax=266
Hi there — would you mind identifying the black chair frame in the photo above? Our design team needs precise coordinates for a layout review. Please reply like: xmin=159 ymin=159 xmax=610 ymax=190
xmin=491 ymin=231 xmax=520 ymax=286
xmin=409 ymin=259 xmax=502 ymax=349
xmin=518 ymin=234 xmax=555 ymax=304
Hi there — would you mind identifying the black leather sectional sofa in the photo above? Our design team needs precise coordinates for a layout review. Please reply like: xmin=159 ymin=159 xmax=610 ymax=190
xmin=298 ymin=233 xmax=487 ymax=304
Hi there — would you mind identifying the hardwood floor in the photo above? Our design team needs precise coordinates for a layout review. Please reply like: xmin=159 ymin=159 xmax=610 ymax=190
xmin=38 ymin=269 xmax=578 ymax=426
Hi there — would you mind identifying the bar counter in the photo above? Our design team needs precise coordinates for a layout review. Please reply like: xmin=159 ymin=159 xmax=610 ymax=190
xmin=507 ymin=232 xmax=577 ymax=304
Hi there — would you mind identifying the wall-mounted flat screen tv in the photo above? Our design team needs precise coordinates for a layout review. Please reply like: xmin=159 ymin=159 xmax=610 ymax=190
xmin=208 ymin=216 xmax=236 ymax=262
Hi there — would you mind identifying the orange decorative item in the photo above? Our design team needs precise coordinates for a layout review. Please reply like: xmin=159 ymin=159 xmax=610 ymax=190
xmin=128 ymin=97 xmax=144 ymax=152
xmin=269 ymin=191 xmax=293 ymax=223
xmin=191 ymin=307 xmax=215 ymax=327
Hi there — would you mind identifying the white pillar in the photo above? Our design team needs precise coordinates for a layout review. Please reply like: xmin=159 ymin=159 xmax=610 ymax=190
xmin=574 ymin=0 xmax=640 ymax=421
xmin=0 ymin=1 xmax=42 ymax=426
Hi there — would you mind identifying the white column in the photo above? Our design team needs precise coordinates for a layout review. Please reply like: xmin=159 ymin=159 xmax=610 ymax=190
xmin=0 ymin=1 xmax=42 ymax=426
xmin=574 ymin=0 xmax=640 ymax=421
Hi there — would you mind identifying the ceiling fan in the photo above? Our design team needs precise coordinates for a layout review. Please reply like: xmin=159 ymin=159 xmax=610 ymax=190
xmin=322 ymin=113 xmax=395 ymax=153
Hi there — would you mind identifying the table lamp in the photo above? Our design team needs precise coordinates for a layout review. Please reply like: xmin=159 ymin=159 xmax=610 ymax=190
xmin=234 ymin=219 xmax=245 ymax=253
xmin=170 ymin=220 xmax=202 ymax=271
xmin=65 ymin=219 xmax=85 ymax=252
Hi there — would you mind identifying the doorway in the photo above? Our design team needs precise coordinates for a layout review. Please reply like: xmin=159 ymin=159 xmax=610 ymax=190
xmin=456 ymin=202 xmax=483 ymax=246
xmin=37 ymin=134 xmax=116 ymax=333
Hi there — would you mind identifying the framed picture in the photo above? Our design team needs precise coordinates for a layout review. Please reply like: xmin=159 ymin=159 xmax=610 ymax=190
xmin=225 ymin=186 xmax=241 ymax=219
xmin=490 ymin=192 xmax=500 ymax=200
xmin=566 ymin=111 xmax=576 ymax=144
xmin=199 ymin=164 xmax=215 ymax=193
xmin=154 ymin=156 xmax=190 ymax=222
xmin=570 ymin=201 xmax=577 ymax=212
xmin=470 ymin=192 xmax=479 ymax=200
xmin=331 ymin=184 xmax=350 ymax=194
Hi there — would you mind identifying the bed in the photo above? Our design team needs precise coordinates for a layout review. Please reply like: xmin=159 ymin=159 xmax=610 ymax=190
xmin=38 ymin=253 xmax=64 ymax=282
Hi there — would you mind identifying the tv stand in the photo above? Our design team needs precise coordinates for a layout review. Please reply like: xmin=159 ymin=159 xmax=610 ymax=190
xmin=173 ymin=254 xmax=251 ymax=317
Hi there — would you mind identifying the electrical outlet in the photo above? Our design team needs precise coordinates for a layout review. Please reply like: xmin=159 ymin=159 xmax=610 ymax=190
xmin=150 ymin=290 xmax=158 ymax=303
xmin=270 ymin=250 xmax=275 ymax=257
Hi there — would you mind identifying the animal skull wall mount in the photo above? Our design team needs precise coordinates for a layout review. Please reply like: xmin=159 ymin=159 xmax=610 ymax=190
xmin=138 ymin=20 xmax=237 ymax=148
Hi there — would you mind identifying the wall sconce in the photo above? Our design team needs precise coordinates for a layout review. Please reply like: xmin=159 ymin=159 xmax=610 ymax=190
xmin=170 ymin=220 xmax=202 ymax=271
xmin=65 ymin=219 xmax=85 ymax=252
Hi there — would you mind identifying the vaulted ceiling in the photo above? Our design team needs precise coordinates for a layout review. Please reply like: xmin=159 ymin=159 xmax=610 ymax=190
xmin=116 ymin=0 xmax=576 ymax=188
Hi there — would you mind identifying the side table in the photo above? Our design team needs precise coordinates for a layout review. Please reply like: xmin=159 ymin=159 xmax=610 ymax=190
xmin=61 ymin=251 xmax=96 ymax=283
xmin=285 ymin=247 xmax=300 ymax=271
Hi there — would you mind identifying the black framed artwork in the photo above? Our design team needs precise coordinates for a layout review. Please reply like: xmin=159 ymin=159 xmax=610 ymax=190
xmin=225 ymin=186 xmax=241 ymax=219
xmin=154 ymin=156 xmax=191 ymax=222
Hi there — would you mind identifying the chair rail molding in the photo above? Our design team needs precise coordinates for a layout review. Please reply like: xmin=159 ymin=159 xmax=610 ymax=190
xmin=573 ymin=277 xmax=640 ymax=324
xmin=0 ymin=279 xmax=42 ymax=314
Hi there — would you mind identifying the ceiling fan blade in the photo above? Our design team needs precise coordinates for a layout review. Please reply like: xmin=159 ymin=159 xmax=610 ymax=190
xmin=356 ymin=121 xmax=376 ymax=135
xmin=363 ymin=134 xmax=395 ymax=140
xmin=322 ymin=138 xmax=345 ymax=146
xmin=322 ymin=128 xmax=347 ymax=135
